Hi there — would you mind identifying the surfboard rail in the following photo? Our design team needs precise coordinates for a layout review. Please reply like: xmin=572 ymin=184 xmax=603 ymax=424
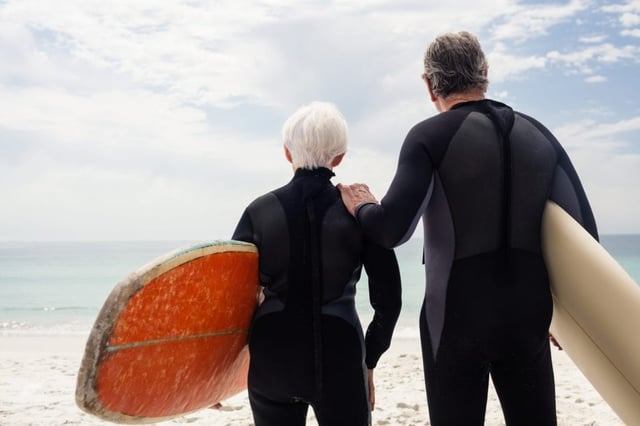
xmin=542 ymin=201 xmax=640 ymax=425
xmin=76 ymin=240 xmax=259 ymax=424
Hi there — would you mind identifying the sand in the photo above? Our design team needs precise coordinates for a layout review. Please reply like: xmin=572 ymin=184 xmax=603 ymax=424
xmin=0 ymin=334 xmax=623 ymax=425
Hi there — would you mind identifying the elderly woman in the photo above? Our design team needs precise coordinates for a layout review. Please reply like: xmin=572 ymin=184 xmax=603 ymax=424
xmin=232 ymin=101 xmax=401 ymax=426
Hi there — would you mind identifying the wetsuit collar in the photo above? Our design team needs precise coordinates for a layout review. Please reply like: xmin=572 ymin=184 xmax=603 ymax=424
xmin=293 ymin=167 xmax=335 ymax=180
xmin=451 ymin=98 xmax=511 ymax=113
xmin=452 ymin=99 xmax=515 ymax=136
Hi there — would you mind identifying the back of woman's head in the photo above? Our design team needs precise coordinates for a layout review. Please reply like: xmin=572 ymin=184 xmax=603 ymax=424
xmin=282 ymin=101 xmax=348 ymax=170
xmin=423 ymin=31 xmax=489 ymax=99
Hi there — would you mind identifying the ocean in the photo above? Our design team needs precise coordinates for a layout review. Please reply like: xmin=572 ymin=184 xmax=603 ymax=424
xmin=1 ymin=236 xmax=639 ymax=339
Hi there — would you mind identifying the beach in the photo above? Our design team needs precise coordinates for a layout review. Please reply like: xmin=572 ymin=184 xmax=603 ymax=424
xmin=1 ymin=238 xmax=637 ymax=425
xmin=0 ymin=333 xmax=623 ymax=426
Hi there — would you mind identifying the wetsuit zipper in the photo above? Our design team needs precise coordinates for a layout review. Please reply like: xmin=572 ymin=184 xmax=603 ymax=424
xmin=306 ymin=197 xmax=324 ymax=409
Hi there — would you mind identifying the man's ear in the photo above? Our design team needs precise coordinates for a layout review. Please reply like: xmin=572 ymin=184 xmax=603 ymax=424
xmin=425 ymin=77 xmax=437 ymax=103
xmin=331 ymin=152 xmax=345 ymax=168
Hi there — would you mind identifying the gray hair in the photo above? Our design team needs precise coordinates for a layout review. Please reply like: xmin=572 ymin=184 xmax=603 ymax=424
xmin=282 ymin=101 xmax=348 ymax=169
xmin=423 ymin=31 xmax=489 ymax=98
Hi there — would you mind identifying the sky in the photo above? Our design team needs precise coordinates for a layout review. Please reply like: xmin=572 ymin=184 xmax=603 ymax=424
xmin=0 ymin=0 xmax=639 ymax=241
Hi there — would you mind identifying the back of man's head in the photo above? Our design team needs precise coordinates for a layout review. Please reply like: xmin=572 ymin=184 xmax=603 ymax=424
xmin=423 ymin=31 xmax=489 ymax=99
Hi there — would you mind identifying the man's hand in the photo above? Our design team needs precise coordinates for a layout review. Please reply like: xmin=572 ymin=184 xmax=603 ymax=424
xmin=549 ymin=333 xmax=563 ymax=351
xmin=336 ymin=183 xmax=378 ymax=216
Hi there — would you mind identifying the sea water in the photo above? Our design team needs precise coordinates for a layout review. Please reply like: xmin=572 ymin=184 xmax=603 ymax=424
xmin=1 ymin=237 xmax=639 ymax=338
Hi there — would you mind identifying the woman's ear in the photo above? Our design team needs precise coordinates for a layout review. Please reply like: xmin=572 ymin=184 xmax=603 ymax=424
xmin=284 ymin=145 xmax=293 ymax=164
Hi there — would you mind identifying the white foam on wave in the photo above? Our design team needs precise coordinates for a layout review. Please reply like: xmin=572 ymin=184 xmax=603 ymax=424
xmin=0 ymin=318 xmax=93 ymax=337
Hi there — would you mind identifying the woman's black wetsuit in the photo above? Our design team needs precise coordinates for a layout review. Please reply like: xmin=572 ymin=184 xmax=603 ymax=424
xmin=233 ymin=167 xmax=401 ymax=426
xmin=355 ymin=100 xmax=598 ymax=426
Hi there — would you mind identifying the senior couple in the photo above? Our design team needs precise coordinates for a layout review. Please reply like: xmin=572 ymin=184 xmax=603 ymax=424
xmin=232 ymin=31 xmax=598 ymax=426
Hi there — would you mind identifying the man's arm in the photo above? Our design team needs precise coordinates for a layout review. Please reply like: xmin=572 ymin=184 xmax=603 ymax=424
xmin=339 ymin=126 xmax=435 ymax=249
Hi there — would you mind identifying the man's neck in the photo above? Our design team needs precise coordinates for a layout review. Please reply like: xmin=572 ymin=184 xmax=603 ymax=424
xmin=436 ymin=90 xmax=485 ymax=112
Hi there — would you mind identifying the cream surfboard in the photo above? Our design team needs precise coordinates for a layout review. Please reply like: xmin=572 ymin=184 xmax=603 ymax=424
xmin=76 ymin=240 xmax=259 ymax=424
xmin=542 ymin=201 xmax=640 ymax=425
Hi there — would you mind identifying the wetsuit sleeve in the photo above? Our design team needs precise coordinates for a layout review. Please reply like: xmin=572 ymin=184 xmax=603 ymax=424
xmin=232 ymin=209 xmax=256 ymax=244
xmin=362 ymin=241 xmax=402 ymax=369
xmin=356 ymin=126 xmax=435 ymax=249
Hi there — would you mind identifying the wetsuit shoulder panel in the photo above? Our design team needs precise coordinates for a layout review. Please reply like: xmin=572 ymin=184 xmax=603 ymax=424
xmin=516 ymin=112 xmax=598 ymax=240
xmin=233 ymin=192 xmax=290 ymax=292
xmin=509 ymin=114 xmax=558 ymax=253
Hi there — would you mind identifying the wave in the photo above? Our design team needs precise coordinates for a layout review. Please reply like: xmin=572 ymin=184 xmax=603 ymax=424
xmin=0 ymin=306 xmax=98 ymax=336
xmin=0 ymin=306 xmax=97 ymax=313
xmin=0 ymin=319 xmax=93 ymax=336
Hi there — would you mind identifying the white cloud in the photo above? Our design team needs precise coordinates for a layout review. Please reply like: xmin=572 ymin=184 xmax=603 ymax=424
xmin=491 ymin=90 xmax=510 ymax=100
xmin=489 ymin=0 xmax=588 ymax=41
xmin=546 ymin=42 xmax=640 ymax=77
xmin=555 ymin=116 xmax=640 ymax=148
xmin=1 ymin=0 xmax=639 ymax=239
xmin=602 ymin=0 xmax=640 ymax=38
xmin=0 ymin=0 xmax=293 ymax=108
xmin=620 ymin=12 xmax=640 ymax=26
xmin=0 ymin=86 xmax=211 ymax=154
xmin=487 ymin=43 xmax=547 ymax=82
xmin=579 ymin=34 xmax=607 ymax=43
xmin=602 ymin=0 xmax=640 ymax=15
xmin=553 ymin=116 xmax=640 ymax=233
xmin=585 ymin=75 xmax=607 ymax=83
xmin=621 ymin=28 xmax=640 ymax=36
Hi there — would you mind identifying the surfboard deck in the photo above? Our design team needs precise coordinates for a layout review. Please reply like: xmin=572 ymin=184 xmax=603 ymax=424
xmin=542 ymin=201 xmax=640 ymax=425
xmin=76 ymin=240 xmax=259 ymax=424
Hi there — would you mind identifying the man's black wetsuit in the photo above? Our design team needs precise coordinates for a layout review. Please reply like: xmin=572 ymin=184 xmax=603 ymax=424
xmin=233 ymin=167 xmax=401 ymax=426
xmin=355 ymin=100 xmax=598 ymax=426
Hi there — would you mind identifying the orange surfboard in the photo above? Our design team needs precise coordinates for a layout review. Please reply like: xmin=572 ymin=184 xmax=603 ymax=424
xmin=76 ymin=240 xmax=259 ymax=424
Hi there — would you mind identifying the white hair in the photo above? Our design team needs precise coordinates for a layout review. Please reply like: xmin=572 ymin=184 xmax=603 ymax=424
xmin=282 ymin=101 xmax=348 ymax=169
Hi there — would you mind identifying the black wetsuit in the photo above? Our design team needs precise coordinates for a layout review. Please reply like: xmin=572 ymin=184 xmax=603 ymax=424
xmin=355 ymin=100 xmax=598 ymax=426
xmin=233 ymin=167 xmax=401 ymax=426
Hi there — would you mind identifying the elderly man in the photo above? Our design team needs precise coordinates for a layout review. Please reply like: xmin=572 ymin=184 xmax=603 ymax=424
xmin=233 ymin=101 xmax=401 ymax=426
xmin=339 ymin=32 xmax=597 ymax=425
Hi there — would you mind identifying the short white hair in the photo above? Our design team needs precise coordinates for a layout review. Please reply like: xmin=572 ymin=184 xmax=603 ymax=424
xmin=282 ymin=101 xmax=348 ymax=169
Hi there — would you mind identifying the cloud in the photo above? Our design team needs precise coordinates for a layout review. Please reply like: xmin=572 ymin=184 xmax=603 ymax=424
xmin=555 ymin=116 xmax=640 ymax=149
xmin=486 ymin=43 xmax=547 ymax=82
xmin=579 ymin=34 xmax=608 ymax=43
xmin=602 ymin=0 xmax=640 ymax=17
xmin=620 ymin=12 xmax=640 ymax=26
xmin=0 ymin=0 xmax=294 ymax=108
xmin=584 ymin=75 xmax=607 ymax=83
xmin=621 ymin=28 xmax=640 ymax=36
xmin=489 ymin=0 xmax=588 ymax=41
xmin=1 ymin=0 xmax=639 ymax=238
xmin=546 ymin=42 xmax=640 ymax=77
xmin=479 ymin=0 xmax=640 ymax=86
xmin=553 ymin=116 xmax=640 ymax=233
xmin=602 ymin=0 xmax=640 ymax=38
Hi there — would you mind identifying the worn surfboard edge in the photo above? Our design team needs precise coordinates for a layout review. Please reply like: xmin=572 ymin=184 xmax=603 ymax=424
xmin=550 ymin=295 xmax=640 ymax=424
xmin=543 ymin=201 xmax=640 ymax=425
xmin=75 ymin=240 xmax=258 ymax=424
